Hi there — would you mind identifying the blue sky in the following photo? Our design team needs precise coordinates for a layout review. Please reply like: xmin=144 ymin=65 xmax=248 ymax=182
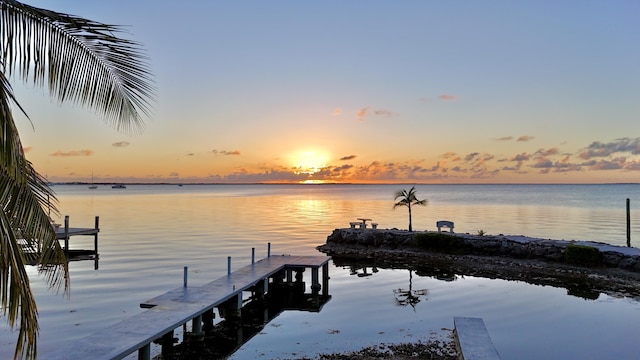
xmin=12 ymin=1 xmax=640 ymax=183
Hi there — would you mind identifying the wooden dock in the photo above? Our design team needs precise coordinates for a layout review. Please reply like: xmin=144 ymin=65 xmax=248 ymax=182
xmin=47 ymin=254 xmax=331 ymax=360
xmin=454 ymin=317 xmax=501 ymax=360
xmin=55 ymin=215 xmax=100 ymax=257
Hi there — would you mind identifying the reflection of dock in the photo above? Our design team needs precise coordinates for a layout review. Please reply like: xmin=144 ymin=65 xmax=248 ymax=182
xmin=48 ymin=254 xmax=331 ymax=360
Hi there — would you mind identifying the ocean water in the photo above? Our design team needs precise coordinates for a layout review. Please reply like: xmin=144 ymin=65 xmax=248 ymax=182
xmin=1 ymin=184 xmax=639 ymax=359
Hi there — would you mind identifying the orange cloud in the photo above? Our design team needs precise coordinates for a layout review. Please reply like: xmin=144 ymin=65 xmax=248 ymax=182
xmin=497 ymin=136 xmax=513 ymax=141
xmin=50 ymin=150 xmax=93 ymax=157
xmin=23 ymin=146 xmax=32 ymax=153
xmin=332 ymin=108 xmax=342 ymax=116
xmin=517 ymin=135 xmax=534 ymax=142
xmin=112 ymin=141 xmax=130 ymax=147
xmin=438 ymin=94 xmax=457 ymax=100
xmin=340 ymin=155 xmax=357 ymax=161
xmin=356 ymin=107 xmax=369 ymax=120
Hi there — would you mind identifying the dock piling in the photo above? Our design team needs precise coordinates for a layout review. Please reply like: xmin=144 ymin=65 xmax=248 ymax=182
xmin=228 ymin=256 xmax=232 ymax=276
xmin=64 ymin=215 xmax=70 ymax=251
xmin=252 ymin=247 xmax=255 ymax=264
xmin=627 ymin=198 xmax=631 ymax=247
xmin=183 ymin=267 xmax=188 ymax=287
xmin=93 ymin=216 xmax=100 ymax=255
xmin=268 ymin=242 xmax=271 ymax=257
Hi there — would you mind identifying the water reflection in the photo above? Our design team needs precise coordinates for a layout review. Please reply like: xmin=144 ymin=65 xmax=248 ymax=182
xmin=393 ymin=270 xmax=428 ymax=309
xmin=332 ymin=256 xmax=605 ymax=302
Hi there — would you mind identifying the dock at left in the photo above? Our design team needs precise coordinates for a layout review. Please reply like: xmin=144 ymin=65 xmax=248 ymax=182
xmin=54 ymin=215 xmax=100 ymax=261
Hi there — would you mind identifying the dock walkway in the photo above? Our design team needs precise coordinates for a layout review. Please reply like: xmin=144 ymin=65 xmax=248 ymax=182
xmin=48 ymin=254 xmax=330 ymax=360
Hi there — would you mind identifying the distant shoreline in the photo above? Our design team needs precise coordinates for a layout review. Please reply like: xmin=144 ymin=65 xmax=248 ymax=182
xmin=48 ymin=182 xmax=640 ymax=186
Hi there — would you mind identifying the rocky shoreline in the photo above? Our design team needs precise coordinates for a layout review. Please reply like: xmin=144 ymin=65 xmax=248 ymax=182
xmin=317 ymin=228 xmax=640 ymax=301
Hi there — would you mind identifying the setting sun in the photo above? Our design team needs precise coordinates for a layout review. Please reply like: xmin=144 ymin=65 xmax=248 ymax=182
xmin=293 ymin=151 xmax=328 ymax=175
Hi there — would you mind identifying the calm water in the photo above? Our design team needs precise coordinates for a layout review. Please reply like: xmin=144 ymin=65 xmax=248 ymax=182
xmin=1 ymin=184 xmax=640 ymax=359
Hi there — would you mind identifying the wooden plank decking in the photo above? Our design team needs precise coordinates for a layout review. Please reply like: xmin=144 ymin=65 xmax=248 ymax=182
xmin=454 ymin=317 xmax=501 ymax=360
xmin=47 ymin=255 xmax=331 ymax=360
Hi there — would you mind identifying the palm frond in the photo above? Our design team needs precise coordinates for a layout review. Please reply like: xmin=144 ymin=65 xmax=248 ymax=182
xmin=1 ymin=0 xmax=155 ymax=135
xmin=1 ymin=63 xmax=66 ymax=360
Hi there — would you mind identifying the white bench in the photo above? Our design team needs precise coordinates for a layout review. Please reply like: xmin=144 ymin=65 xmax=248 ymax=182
xmin=437 ymin=220 xmax=454 ymax=233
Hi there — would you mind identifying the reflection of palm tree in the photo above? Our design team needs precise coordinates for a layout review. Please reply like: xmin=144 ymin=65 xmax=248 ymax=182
xmin=393 ymin=270 xmax=428 ymax=310
xmin=1 ymin=2 xmax=153 ymax=358
xmin=393 ymin=186 xmax=427 ymax=232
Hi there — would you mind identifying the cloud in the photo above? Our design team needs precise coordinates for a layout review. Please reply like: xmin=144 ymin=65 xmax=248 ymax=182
xmin=356 ymin=107 xmax=369 ymax=120
xmin=186 ymin=153 xmax=195 ymax=156
xmin=50 ymin=149 xmax=93 ymax=157
xmin=579 ymin=138 xmax=640 ymax=160
xmin=438 ymin=94 xmax=457 ymax=101
xmin=531 ymin=159 xmax=553 ymax=168
xmin=440 ymin=152 xmax=460 ymax=160
xmin=340 ymin=155 xmax=357 ymax=161
xmin=497 ymin=136 xmax=513 ymax=141
xmin=374 ymin=108 xmax=394 ymax=117
xmin=464 ymin=152 xmax=479 ymax=162
xmin=168 ymin=172 xmax=179 ymax=177
xmin=332 ymin=108 xmax=342 ymax=116
xmin=356 ymin=107 xmax=394 ymax=120
xmin=588 ymin=157 xmax=626 ymax=170
xmin=534 ymin=148 xmax=559 ymax=157
xmin=517 ymin=135 xmax=534 ymax=142
xmin=212 ymin=150 xmax=241 ymax=155
xmin=510 ymin=153 xmax=531 ymax=162
xmin=112 ymin=141 xmax=130 ymax=148
xmin=23 ymin=146 xmax=32 ymax=153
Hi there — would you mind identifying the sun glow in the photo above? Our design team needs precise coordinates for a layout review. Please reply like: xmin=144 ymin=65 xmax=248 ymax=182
xmin=293 ymin=151 xmax=328 ymax=175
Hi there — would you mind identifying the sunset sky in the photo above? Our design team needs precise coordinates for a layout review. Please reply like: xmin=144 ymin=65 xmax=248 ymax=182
xmin=13 ymin=1 xmax=640 ymax=184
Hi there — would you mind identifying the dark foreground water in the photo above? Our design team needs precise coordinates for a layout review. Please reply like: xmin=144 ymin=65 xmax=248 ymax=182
xmin=1 ymin=184 xmax=639 ymax=359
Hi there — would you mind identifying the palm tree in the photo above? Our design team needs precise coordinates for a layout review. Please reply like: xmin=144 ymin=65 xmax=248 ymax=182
xmin=393 ymin=186 xmax=427 ymax=232
xmin=0 ymin=1 xmax=154 ymax=359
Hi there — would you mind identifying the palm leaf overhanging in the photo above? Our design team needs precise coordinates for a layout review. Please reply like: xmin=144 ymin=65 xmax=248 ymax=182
xmin=0 ymin=1 xmax=154 ymax=359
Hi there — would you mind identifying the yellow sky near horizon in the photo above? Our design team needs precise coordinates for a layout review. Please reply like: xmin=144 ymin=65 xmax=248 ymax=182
xmin=12 ymin=1 xmax=640 ymax=185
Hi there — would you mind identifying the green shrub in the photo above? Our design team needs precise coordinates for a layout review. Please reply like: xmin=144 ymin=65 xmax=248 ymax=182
xmin=413 ymin=232 xmax=464 ymax=253
xmin=564 ymin=244 xmax=602 ymax=267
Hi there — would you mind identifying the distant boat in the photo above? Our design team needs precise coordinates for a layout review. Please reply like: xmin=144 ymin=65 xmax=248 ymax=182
xmin=112 ymin=184 xmax=126 ymax=189
xmin=89 ymin=173 xmax=98 ymax=189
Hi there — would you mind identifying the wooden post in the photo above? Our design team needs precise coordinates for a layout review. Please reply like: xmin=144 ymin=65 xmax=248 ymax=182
xmin=191 ymin=314 xmax=203 ymax=339
xmin=627 ymin=198 xmax=631 ymax=247
xmin=251 ymin=247 xmax=255 ymax=264
xmin=267 ymin=242 xmax=271 ymax=257
xmin=228 ymin=256 xmax=232 ymax=276
xmin=183 ymin=267 xmax=188 ymax=287
xmin=322 ymin=262 xmax=329 ymax=297
xmin=202 ymin=309 xmax=214 ymax=333
xmin=311 ymin=267 xmax=320 ymax=295
xmin=159 ymin=331 xmax=175 ymax=356
xmin=94 ymin=216 xmax=100 ymax=255
xmin=64 ymin=215 xmax=70 ymax=251
xmin=138 ymin=343 xmax=150 ymax=360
